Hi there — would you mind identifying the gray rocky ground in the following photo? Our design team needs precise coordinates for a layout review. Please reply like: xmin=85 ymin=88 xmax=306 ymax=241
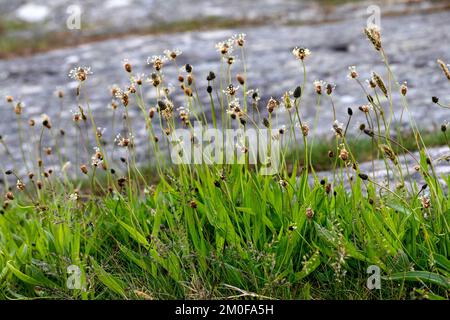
xmin=0 ymin=1 xmax=449 ymax=183
xmin=2 ymin=0 xmax=448 ymax=38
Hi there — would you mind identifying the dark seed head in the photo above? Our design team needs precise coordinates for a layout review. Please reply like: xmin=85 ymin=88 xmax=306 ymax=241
xmin=236 ymin=74 xmax=245 ymax=85
xmin=185 ymin=64 xmax=193 ymax=73
xmin=187 ymin=74 xmax=193 ymax=86
xmin=206 ymin=85 xmax=212 ymax=94
xmin=117 ymin=177 xmax=127 ymax=188
xmin=124 ymin=62 xmax=132 ymax=73
xmin=189 ymin=200 xmax=197 ymax=209
xmin=157 ymin=100 xmax=166 ymax=111
xmin=367 ymin=95 xmax=374 ymax=103
xmin=293 ymin=86 xmax=302 ymax=99
xmin=263 ymin=118 xmax=270 ymax=128
xmin=432 ymin=96 xmax=439 ymax=104
xmin=421 ymin=183 xmax=428 ymax=190
xmin=347 ymin=107 xmax=353 ymax=116
xmin=326 ymin=83 xmax=334 ymax=95
xmin=5 ymin=170 xmax=13 ymax=175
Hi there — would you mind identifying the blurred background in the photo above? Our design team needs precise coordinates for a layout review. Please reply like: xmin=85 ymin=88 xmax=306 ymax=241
xmin=1 ymin=0 xmax=448 ymax=58
xmin=0 ymin=0 xmax=449 ymax=174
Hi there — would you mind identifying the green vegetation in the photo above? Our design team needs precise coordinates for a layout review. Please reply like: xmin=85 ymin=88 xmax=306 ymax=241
xmin=0 ymin=26 xmax=449 ymax=300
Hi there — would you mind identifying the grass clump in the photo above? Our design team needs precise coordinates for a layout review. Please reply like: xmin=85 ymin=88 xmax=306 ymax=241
xmin=0 ymin=27 xmax=449 ymax=300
